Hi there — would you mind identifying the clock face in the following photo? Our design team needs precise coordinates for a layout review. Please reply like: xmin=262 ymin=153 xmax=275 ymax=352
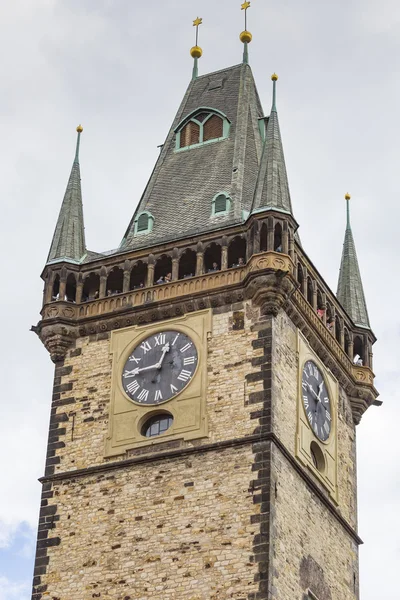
xmin=301 ymin=360 xmax=332 ymax=442
xmin=121 ymin=330 xmax=198 ymax=406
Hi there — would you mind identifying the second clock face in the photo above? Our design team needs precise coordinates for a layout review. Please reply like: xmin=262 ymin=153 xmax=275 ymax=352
xmin=122 ymin=330 xmax=198 ymax=405
xmin=301 ymin=360 xmax=332 ymax=442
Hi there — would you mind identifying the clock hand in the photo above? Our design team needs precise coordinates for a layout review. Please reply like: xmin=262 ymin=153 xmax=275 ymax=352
xmin=123 ymin=363 xmax=161 ymax=378
xmin=307 ymin=383 xmax=319 ymax=401
xmin=156 ymin=342 xmax=170 ymax=369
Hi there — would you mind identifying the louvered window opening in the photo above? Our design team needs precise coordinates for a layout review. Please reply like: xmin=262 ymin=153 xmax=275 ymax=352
xmin=203 ymin=114 xmax=223 ymax=142
xmin=180 ymin=121 xmax=200 ymax=148
xmin=179 ymin=113 xmax=224 ymax=149
xmin=214 ymin=195 xmax=227 ymax=214
xmin=137 ymin=214 xmax=149 ymax=232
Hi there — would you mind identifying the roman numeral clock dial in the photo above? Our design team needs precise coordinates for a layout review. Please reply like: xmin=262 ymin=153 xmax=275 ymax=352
xmin=301 ymin=360 xmax=332 ymax=442
xmin=121 ymin=331 xmax=198 ymax=405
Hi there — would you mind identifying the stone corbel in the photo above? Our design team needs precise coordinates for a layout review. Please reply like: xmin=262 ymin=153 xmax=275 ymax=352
xmin=34 ymin=322 xmax=78 ymax=363
xmin=246 ymin=270 xmax=296 ymax=317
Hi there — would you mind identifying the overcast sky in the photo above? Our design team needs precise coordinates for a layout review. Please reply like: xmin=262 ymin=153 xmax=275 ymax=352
xmin=0 ymin=0 xmax=398 ymax=598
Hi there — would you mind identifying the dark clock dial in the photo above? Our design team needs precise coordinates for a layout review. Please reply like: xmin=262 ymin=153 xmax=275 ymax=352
xmin=121 ymin=330 xmax=198 ymax=405
xmin=301 ymin=360 xmax=332 ymax=442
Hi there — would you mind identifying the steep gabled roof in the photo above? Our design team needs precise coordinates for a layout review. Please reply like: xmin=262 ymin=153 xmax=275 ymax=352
xmin=47 ymin=129 xmax=86 ymax=265
xmin=337 ymin=196 xmax=370 ymax=328
xmin=121 ymin=63 xmax=264 ymax=250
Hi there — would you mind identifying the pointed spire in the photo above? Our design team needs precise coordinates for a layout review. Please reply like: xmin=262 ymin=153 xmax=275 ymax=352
xmin=47 ymin=126 xmax=86 ymax=265
xmin=191 ymin=17 xmax=203 ymax=80
xmin=337 ymin=194 xmax=370 ymax=328
xmin=252 ymin=74 xmax=294 ymax=215
xmin=240 ymin=2 xmax=252 ymax=64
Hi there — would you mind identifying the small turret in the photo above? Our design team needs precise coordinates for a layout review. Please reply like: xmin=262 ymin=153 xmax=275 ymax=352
xmin=252 ymin=74 xmax=294 ymax=215
xmin=46 ymin=126 xmax=86 ymax=265
xmin=337 ymin=193 xmax=370 ymax=328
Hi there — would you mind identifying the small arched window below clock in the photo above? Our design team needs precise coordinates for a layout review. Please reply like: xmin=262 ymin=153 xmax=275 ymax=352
xmin=142 ymin=413 xmax=173 ymax=438
xmin=211 ymin=192 xmax=231 ymax=217
xmin=175 ymin=108 xmax=230 ymax=151
xmin=134 ymin=211 xmax=154 ymax=236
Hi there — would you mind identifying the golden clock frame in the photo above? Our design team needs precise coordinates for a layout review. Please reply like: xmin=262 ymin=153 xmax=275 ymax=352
xmin=296 ymin=331 xmax=339 ymax=503
xmin=105 ymin=309 xmax=212 ymax=457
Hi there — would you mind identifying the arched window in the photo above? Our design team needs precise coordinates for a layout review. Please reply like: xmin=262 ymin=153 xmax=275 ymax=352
xmin=179 ymin=249 xmax=197 ymax=279
xmin=335 ymin=316 xmax=342 ymax=345
xmin=154 ymin=255 xmax=172 ymax=284
xmin=344 ymin=328 xmax=350 ymax=357
xmin=176 ymin=109 xmax=230 ymax=150
xmin=274 ymin=223 xmax=282 ymax=252
xmin=130 ymin=261 xmax=147 ymax=290
xmin=297 ymin=263 xmax=304 ymax=292
xmin=228 ymin=236 xmax=247 ymax=268
xmin=134 ymin=211 xmax=154 ymax=236
xmin=307 ymin=278 xmax=314 ymax=305
xmin=260 ymin=223 xmax=268 ymax=252
xmin=82 ymin=273 xmax=100 ymax=302
xmin=353 ymin=336 xmax=364 ymax=365
xmin=204 ymin=243 xmax=222 ymax=272
xmin=211 ymin=193 xmax=231 ymax=217
xmin=106 ymin=267 xmax=123 ymax=296
xmin=66 ymin=273 xmax=77 ymax=303
xmin=52 ymin=274 xmax=60 ymax=300
xmin=142 ymin=413 xmax=173 ymax=438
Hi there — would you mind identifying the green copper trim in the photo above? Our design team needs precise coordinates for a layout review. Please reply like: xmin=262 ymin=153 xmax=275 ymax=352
xmin=175 ymin=107 xmax=231 ymax=132
xmin=243 ymin=42 xmax=249 ymax=65
xmin=272 ymin=79 xmax=277 ymax=113
xmin=74 ymin=130 xmax=81 ymax=164
xmin=192 ymin=57 xmax=199 ymax=81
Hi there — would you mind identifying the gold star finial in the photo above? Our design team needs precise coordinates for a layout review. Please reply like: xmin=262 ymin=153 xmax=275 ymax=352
xmin=241 ymin=1 xmax=251 ymax=10
xmin=191 ymin=17 xmax=203 ymax=63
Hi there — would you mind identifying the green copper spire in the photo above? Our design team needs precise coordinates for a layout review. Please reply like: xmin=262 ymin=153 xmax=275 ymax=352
xmin=252 ymin=74 xmax=294 ymax=215
xmin=47 ymin=126 xmax=86 ymax=265
xmin=337 ymin=194 xmax=370 ymax=328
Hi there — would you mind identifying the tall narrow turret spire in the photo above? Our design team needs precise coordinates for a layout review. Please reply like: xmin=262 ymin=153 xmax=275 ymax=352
xmin=191 ymin=17 xmax=203 ymax=80
xmin=47 ymin=126 xmax=86 ymax=265
xmin=252 ymin=74 xmax=294 ymax=215
xmin=337 ymin=194 xmax=370 ymax=328
xmin=240 ymin=2 xmax=252 ymax=64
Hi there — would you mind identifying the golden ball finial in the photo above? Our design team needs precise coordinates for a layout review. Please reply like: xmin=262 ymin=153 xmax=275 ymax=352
xmin=76 ymin=124 xmax=83 ymax=133
xmin=190 ymin=45 xmax=203 ymax=59
xmin=271 ymin=73 xmax=278 ymax=82
xmin=345 ymin=193 xmax=351 ymax=200
xmin=240 ymin=30 xmax=253 ymax=44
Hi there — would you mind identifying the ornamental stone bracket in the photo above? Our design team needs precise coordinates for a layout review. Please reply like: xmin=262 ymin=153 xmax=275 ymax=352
xmin=245 ymin=270 xmax=296 ymax=317
xmin=32 ymin=321 xmax=78 ymax=363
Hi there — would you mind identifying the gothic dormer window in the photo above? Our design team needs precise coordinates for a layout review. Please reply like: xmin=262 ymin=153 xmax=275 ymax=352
xmin=211 ymin=192 xmax=231 ymax=217
xmin=175 ymin=108 xmax=230 ymax=151
xmin=134 ymin=211 xmax=154 ymax=236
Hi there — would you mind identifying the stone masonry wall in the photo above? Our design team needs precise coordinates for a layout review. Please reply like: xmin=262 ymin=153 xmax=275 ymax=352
xmin=270 ymin=445 xmax=359 ymax=600
xmin=46 ymin=303 xmax=263 ymax=475
xmin=34 ymin=446 xmax=260 ymax=600
xmin=269 ymin=310 xmax=359 ymax=599
xmin=271 ymin=310 xmax=358 ymax=528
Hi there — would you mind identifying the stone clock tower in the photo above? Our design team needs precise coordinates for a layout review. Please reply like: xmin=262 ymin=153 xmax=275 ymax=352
xmin=31 ymin=15 xmax=379 ymax=600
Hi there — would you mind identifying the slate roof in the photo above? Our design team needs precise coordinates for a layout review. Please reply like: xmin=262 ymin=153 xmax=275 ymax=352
xmin=337 ymin=203 xmax=370 ymax=328
xmin=251 ymin=87 xmax=293 ymax=215
xmin=47 ymin=134 xmax=86 ymax=265
xmin=121 ymin=64 xmax=264 ymax=250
